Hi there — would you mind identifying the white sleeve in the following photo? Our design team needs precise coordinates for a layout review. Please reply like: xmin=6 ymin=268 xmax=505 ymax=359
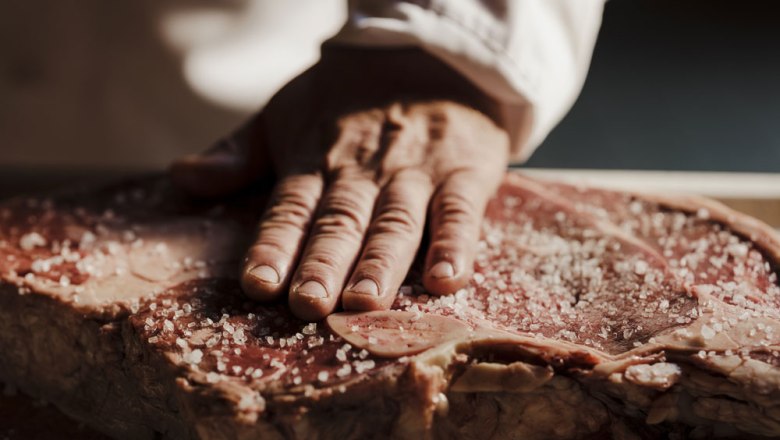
xmin=329 ymin=0 xmax=606 ymax=161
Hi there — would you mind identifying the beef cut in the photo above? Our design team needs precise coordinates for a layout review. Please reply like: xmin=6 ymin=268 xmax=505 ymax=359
xmin=2 ymin=173 xmax=780 ymax=439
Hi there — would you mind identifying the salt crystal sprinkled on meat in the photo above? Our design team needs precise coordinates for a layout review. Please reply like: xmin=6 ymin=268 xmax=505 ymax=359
xmin=32 ymin=175 xmax=770 ymax=434
xmin=183 ymin=349 xmax=203 ymax=365
xmin=19 ymin=232 xmax=46 ymax=251
xmin=700 ymin=324 xmax=716 ymax=339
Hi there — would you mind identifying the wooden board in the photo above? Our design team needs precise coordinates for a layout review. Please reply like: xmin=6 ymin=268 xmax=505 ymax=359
xmin=523 ymin=169 xmax=780 ymax=228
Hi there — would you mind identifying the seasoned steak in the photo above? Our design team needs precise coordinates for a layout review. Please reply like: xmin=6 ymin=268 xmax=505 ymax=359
xmin=2 ymin=173 xmax=780 ymax=439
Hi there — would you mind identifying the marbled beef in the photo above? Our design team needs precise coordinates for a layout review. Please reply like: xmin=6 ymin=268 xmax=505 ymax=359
xmin=2 ymin=173 xmax=780 ymax=439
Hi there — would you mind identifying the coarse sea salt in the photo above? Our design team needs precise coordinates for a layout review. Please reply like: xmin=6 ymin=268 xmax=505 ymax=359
xmin=19 ymin=232 xmax=46 ymax=251
xmin=184 ymin=349 xmax=203 ymax=365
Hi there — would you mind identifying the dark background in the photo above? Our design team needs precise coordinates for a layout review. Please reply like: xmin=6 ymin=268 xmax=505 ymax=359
xmin=2 ymin=0 xmax=780 ymax=199
xmin=526 ymin=0 xmax=780 ymax=171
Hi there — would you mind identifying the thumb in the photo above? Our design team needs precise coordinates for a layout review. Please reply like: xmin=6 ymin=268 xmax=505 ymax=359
xmin=170 ymin=113 xmax=272 ymax=198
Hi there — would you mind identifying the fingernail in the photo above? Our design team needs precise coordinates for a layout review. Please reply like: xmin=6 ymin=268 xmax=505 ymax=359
xmin=349 ymin=279 xmax=379 ymax=296
xmin=295 ymin=280 xmax=328 ymax=298
xmin=429 ymin=261 xmax=455 ymax=279
xmin=249 ymin=265 xmax=280 ymax=284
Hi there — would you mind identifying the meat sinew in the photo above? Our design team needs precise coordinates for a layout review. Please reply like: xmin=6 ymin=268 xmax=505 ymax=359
xmin=2 ymin=173 xmax=780 ymax=439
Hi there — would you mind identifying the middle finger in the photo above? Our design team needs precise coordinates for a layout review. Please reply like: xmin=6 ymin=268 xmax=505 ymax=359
xmin=288 ymin=169 xmax=378 ymax=321
xmin=342 ymin=168 xmax=433 ymax=311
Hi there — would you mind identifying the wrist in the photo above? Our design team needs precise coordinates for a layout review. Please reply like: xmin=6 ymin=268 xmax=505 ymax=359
xmin=318 ymin=45 xmax=504 ymax=129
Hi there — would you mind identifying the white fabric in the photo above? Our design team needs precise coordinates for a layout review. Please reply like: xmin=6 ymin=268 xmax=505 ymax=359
xmin=331 ymin=0 xmax=606 ymax=160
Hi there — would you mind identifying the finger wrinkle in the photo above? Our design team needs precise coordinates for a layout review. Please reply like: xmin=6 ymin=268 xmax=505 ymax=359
xmin=311 ymin=216 xmax=367 ymax=241
xmin=369 ymin=208 xmax=420 ymax=236
xmin=327 ymin=165 xmax=375 ymax=183
xmin=270 ymin=190 xmax=321 ymax=212
xmin=433 ymin=203 xmax=475 ymax=222
xmin=268 ymin=192 xmax=320 ymax=212
xmin=248 ymin=240 xmax=290 ymax=256
xmin=297 ymin=252 xmax=349 ymax=272
xmin=357 ymin=248 xmax=400 ymax=269
xmin=259 ymin=214 xmax=311 ymax=234
xmin=313 ymin=193 xmax=375 ymax=238
xmin=321 ymin=191 xmax=374 ymax=217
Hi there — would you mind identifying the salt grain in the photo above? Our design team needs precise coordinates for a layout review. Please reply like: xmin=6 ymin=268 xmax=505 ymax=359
xmin=19 ymin=232 xmax=46 ymax=251
xmin=354 ymin=360 xmax=375 ymax=374
xmin=700 ymin=325 xmax=716 ymax=340
xmin=184 ymin=349 xmax=203 ymax=365
xmin=336 ymin=364 xmax=352 ymax=377
xmin=302 ymin=323 xmax=317 ymax=335
xmin=206 ymin=372 xmax=220 ymax=383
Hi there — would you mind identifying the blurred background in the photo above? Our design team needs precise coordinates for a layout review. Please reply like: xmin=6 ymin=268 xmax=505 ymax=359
xmin=527 ymin=0 xmax=780 ymax=172
xmin=1 ymin=0 xmax=779 ymax=195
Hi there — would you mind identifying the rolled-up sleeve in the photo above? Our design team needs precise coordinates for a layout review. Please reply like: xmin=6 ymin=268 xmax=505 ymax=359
xmin=329 ymin=0 xmax=606 ymax=161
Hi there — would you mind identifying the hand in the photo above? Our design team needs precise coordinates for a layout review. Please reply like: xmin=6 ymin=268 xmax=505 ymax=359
xmin=172 ymin=47 xmax=509 ymax=321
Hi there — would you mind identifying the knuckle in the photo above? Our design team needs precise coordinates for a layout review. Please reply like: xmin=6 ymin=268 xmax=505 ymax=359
xmin=324 ymin=187 xmax=368 ymax=215
xmin=335 ymin=116 xmax=354 ymax=132
xmin=328 ymin=164 xmax=371 ymax=183
xmin=371 ymin=204 xmax=419 ymax=236
xmin=313 ymin=188 xmax=374 ymax=238
xmin=330 ymin=116 xmax=382 ymax=162
xmin=428 ymin=123 xmax=447 ymax=141
xmin=312 ymin=213 xmax=364 ymax=240
xmin=248 ymin=240 xmax=286 ymax=257
xmin=360 ymin=245 xmax=399 ymax=268
xmin=434 ymin=192 xmax=478 ymax=225
xmin=393 ymin=167 xmax=433 ymax=186
xmin=263 ymin=182 xmax=319 ymax=231
xmin=274 ymin=182 xmax=319 ymax=210
xmin=259 ymin=180 xmax=320 ymax=234
xmin=427 ymin=107 xmax=453 ymax=126
xmin=263 ymin=202 xmax=311 ymax=231
xmin=425 ymin=106 xmax=461 ymax=140
xmin=324 ymin=150 xmax=341 ymax=173
xmin=297 ymin=252 xmax=342 ymax=276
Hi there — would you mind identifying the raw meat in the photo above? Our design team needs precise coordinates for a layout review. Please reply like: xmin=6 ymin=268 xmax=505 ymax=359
xmin=2 ymin=173 xmax=780 ymax=439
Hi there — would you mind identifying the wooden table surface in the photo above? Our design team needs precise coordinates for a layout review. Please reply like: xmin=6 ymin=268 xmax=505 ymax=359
xmin=525 ymin=169 xmax=780 ymax=228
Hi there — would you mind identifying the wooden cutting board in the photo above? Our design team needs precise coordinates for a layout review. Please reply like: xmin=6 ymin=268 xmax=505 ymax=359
xmin=523 ymin=169 xmax=780 ymax=228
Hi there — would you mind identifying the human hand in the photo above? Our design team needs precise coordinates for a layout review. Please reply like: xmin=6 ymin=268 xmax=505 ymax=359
xmin=172 ymin=47 xmax=509 ymax=321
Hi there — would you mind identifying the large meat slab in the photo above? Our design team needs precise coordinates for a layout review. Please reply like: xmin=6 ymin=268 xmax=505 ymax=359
xmin=2 ymin=173 xmax=780 ymax=439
